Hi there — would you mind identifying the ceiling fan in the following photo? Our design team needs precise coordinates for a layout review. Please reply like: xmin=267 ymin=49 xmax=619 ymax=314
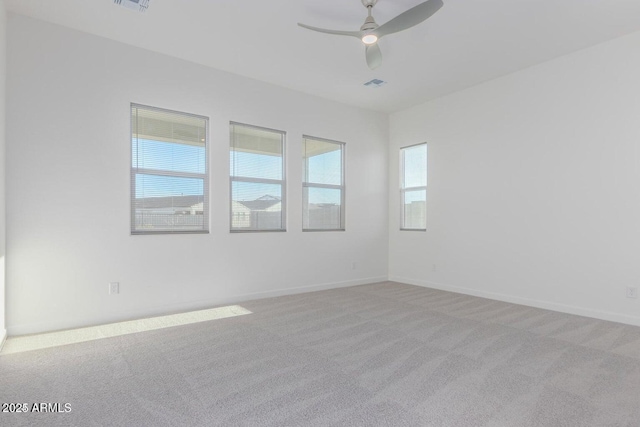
xmin=298 ymin=0 xmax=444 ymax=70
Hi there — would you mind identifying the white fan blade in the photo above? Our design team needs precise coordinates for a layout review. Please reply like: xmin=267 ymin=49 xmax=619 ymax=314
xmin=376 ymin=0 xmax=443 ymax=38
xmin=298 ymin=23 xmax=361 ymax=38
xmin=365 ymin=43 xmax=382 ymax=70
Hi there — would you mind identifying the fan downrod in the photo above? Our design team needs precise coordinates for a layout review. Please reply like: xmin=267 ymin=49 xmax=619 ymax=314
xmin=360 ymin=0 xmax=379 ymax=33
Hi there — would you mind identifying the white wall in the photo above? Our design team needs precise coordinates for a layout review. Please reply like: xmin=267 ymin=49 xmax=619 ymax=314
xmin=6 ymin=14 xmax=389 ymax=335
xmin=0 ymin=0 xmax=6 ymax=345
xmin=389 ymin=30 xmax=640 ymax=326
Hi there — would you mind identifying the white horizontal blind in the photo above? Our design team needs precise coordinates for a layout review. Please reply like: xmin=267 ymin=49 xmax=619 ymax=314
xmin=303 ymin=136 xmax=345 ymax=231
xmin=131 ymin=104 xmax=208 ymax=234
xmin=400 ymin=143 xmax=427 ymax=230
xmin=230 ymin=123 xmax=286 ymax=231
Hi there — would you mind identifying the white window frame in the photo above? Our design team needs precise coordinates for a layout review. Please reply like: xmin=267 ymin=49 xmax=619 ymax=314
xmin=302 ymin=135 xmax=346 ymax=232
xmin=130 ymin=103 xmax=209 ymax=235
xmin=229 ymin=122 xmax=287 ymax=232
xmin=400 ymin=142 xmax=427 ymax=231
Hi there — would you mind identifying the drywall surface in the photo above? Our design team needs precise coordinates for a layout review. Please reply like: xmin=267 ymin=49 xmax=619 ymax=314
xmin=6 ymin=14 xmax=389 ymax=335
xmin=0 ymin=0 xmax=6 ymax=344
xmin=389 ymin=30 xmax=640 ymax=326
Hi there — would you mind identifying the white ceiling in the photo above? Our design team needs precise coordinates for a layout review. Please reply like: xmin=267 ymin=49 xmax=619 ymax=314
xmin=6 ymin=0 xmax=640 ymax=113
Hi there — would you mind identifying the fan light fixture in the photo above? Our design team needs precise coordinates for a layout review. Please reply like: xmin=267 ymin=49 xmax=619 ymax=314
xmin=361 ymin=34 xmax=378 ymax=45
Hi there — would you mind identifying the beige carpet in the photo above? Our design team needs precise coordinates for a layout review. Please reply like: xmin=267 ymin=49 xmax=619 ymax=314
xmin=1 ymin=281 xmax=640 ymax=426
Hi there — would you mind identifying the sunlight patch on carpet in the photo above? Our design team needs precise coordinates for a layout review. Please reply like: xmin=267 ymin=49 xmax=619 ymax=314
xmin=0 ymin=305 xmax=252 ymax=355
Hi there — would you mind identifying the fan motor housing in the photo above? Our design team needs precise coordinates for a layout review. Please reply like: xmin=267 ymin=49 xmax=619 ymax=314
xmin=361 ymin=18 xmax=379 ymax=32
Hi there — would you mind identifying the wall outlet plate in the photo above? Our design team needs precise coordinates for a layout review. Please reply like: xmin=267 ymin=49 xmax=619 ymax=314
xmin=109 ymin=282 xmax=120 ymax=295
xmin=626 ymin=286 xmax=637 ymax=299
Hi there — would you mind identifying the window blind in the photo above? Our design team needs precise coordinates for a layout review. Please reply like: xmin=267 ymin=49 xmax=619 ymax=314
xmin=230 ymin=122 xmax=286 ymax=231
xmin=303 ymin=136 xmax=345 ymax=231
xmin=131 ymin=104 xmax=209 ymax=234
xmin=400 ymin=143 xmax=427 ymax=230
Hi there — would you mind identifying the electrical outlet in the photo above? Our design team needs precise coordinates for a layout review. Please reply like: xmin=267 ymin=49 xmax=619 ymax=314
xmin=626 ymin=286 xmax=637 ymax=299
xmin=109 ymin=282 xmax=120 ymax=295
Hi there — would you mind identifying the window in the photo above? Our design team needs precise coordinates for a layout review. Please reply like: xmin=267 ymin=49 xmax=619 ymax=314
xmin=400 ymin=143 xmax=427 ymax=230
xmin=303 ymin=136 xmax=345 ymax=231
xmin=131 ymin=104 xmax=208 ymax=234
xmin=230 ymin=123 xmax=286 ymax=231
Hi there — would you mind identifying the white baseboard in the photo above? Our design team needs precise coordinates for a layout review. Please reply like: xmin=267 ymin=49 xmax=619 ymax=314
xmin=390 ymin=275 xmax=640 ymax=327
xmin=0 ymin=328 xmax=6 ymax=352
xmin=225 ymin=275 xmax=389 ymax=303
xmin=7 ymin=276 xmax=388 ymax=336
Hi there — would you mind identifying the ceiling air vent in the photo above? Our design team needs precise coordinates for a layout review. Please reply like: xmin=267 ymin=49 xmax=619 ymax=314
xmin=114 ymin=0 xmax=150 ymax=12
xmin=364 ymin=79 xmax=387 ymax=88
